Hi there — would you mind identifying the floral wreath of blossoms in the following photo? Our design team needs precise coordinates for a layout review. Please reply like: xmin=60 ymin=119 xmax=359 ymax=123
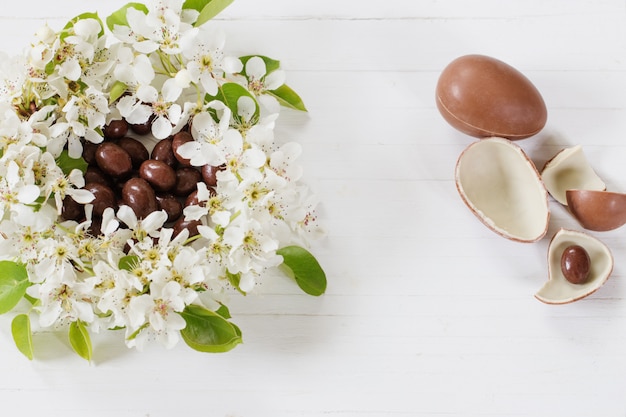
xmin=0 ymin=0 xmax=326 ymax=360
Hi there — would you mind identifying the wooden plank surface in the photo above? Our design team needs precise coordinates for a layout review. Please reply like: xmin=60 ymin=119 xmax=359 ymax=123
xmin=0 ymin=1 xmax=625 ymax=416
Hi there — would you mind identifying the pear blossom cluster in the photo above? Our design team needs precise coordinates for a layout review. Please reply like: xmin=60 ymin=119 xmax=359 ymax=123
xmin=0 ymin=0 xmax=321 ymax=353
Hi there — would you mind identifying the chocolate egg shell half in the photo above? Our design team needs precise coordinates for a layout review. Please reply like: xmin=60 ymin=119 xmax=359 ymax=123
xmin=455 ymin=137 xmax=550 ymax=242
xmin=540 ymin=145 xmax=605 ymax=205
xmin=535 ymin=228 xmax=613 ymax=304
xmin=436 ymin=54 xmax=547 ymax=140
xmin=566 ymin=189 xmax=626 ymax=231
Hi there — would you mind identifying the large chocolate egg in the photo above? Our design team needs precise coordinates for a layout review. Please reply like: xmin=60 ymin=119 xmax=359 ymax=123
xmin=436 ymin=54 xmax=547 ymax=140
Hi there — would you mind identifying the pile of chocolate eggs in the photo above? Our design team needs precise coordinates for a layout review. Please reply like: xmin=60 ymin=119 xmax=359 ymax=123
xmin=62 ymin=119 xmax=220 ymax=238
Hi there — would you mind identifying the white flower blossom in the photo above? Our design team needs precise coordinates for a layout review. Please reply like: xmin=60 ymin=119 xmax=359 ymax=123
xmin=182 ymin=26 xmax=242 ymax=96
xmin=117 ymin=205 xmax=168 ymax=245
xmin=34 ymin=273 xmax=97 ymax=327
xmin=242 ymin=56 xmax=286 ymax=115
xmin=127 ymin=280 xmax=187 ymax=350
xmin=176 ymin=105 xmax=232 ymax=166
xmin=50 ymin=168 xmax=95 ymax=215
xmin=113 ymin=47 xmax=155 ymax=86
xmin=116 ymin=1 xmax=198 ymax=55
xmin=94 ymin=258 xmax=144 ymax=330
xmin=0 ymin=53 xmax=26 ymax=101
xmin=222 ymin=216 xmax=282 ymax=279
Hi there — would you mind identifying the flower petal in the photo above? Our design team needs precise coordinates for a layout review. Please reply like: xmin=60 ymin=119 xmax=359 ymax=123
xmin=162 ymin=78 xmax=182 ymax=102
xmin=245 ymin=56 xmax=266 ymax=79
xmin=242 ymin=147 xmax=266 ymax=168
xmin=69 ymin=188 xmax=96 ymax=204
xmin=117 ymin=205 xmax=138 ymax=228
xmin=59 ymin=59 xmax=82 ymax=81
xmin=222 ymin=56 xmax=243 ymax=74
xmin=151 ymin=116 xmax=173 ymax=139
xmin=17 ymin=185 xmax=40 ymax=204
xmin=142 ymin=210 xmax=168 ymax=233
xmin=137 ymin=85 xmax=158 ymax=103
xmin=265 ymin=70 xmax=286 ymax=91
xmin=237 ymin=96 xmax=256 ymax=122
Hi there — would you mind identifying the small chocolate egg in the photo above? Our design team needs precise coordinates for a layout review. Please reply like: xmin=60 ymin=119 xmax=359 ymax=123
xmin=156 ymin=193 xmax=183 ymax=223
xmin=117 ymin=136 xmax=149 ymax=168
xmin=121 ymin=177 xmax=159 ymax=219
xmin=139 ymin=159 xmax=177 ymax=192
xmin=103 ymin=119 xmax=129 ymax=140
xmin=95 ymin=142 xmax=133 ymax=178
xmin=173 ymin=218 xmax=201 ymax=238
xmin=436 ymin=54 xmax=547 ymax=140
xmin=84 ymin=182 xmax=117 ymax=217
xmin=171 ymin=131 xmax=194 ymax=166
xmin=174 ymin=166 xmax=202 ymax=197
xmin=61 ymin=195 xmax=85 ymax=221
xmin=151 ymin=137 xmax=178 ymax=167
xmin=561 ymin=245 xmax=591 ymax=285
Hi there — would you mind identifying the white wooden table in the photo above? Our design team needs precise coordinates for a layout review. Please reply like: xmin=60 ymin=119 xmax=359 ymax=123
xmin=1 ymin=1 xmax=626 ymax=416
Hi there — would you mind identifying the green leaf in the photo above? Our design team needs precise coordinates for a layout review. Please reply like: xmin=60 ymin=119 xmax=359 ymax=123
xmin=209 ymin=82 xmax=259 ymax=123
xmin=23 ymin=293 xmax=39 ymax=306
xmin=277 ymin=246 xmax=327 ymax=296
xmin=106 ymin=2 xmax=148 ymax=32
xmin=69 ymin=320 xmax=92 ymax=361
xmin=11 ymin=314 xmax=33 ymax=360
xmin=268 ymin=84 xmax=307 ymax=112
xmin=109 ymin=80 xmax=128 ymax=104
xmin=189 ymin=0 xmax=234 ymax=26
xmin=56 ymin=150 xmax=88 ymax=176
xmin=126 ymin=323 xmax=148 ymax=341
xmin=239 ymin=55 xmax=281 ymax=76
xmin=215 ymin=303 xmax=232 ymax=319
xmin=61 ymin=12 xmax=105 ymax=41
xmin=226 ymin=271 xmax=246 ymax=295
xmin=0 ymin=261 xmax=30 ymax=315
xmin=44 ymin=59 xmax=56 ymax=76
xmin=118 ymin=255 xmax=139 ymax=271
xmin=180 ymin=304 xmax=242 ymax=353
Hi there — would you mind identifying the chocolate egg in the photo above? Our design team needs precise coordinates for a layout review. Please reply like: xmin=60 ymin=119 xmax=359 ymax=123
xmin=139 ymin=159 xmax=177 ymax=192
xmin=156 ymin=193 xmax=183 ymax=223
xmin=95 ymin=142 xmax=133 ymax=178
xmin=103 ymin=119 xmax=129 ymax=140
xmin=436 ymin=54 xmax=547 ymax=140
xmin=174 ymin=166 xmax=202 ymax=196
xmin=84 ymin=182 xmax=117 ymax=217
xmin=151 ymin=137 xmax=178 ymax=167
xmin=173 ymin=218 xmax=201 ymax=238
xmin=121 ymin=177 xmax=159 ymax=219
xmin=61 ymin=195 xmax=85 ymax=221
xmin=117 ymin=136 xmax=149 ymax=168
xmin=171 ymin=131 xmax=194 ymax=166
xmin=561 ymin=245 xmax=591 ymax=285
xmin=535 ymin=228 xmax=613 ymax=305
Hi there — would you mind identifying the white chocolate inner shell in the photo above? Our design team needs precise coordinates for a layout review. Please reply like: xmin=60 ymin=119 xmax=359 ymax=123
xmin=456 ymin=138 xmax=548 ymax=241
xmin=541 ymin=145 xmax=606 ymax=205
